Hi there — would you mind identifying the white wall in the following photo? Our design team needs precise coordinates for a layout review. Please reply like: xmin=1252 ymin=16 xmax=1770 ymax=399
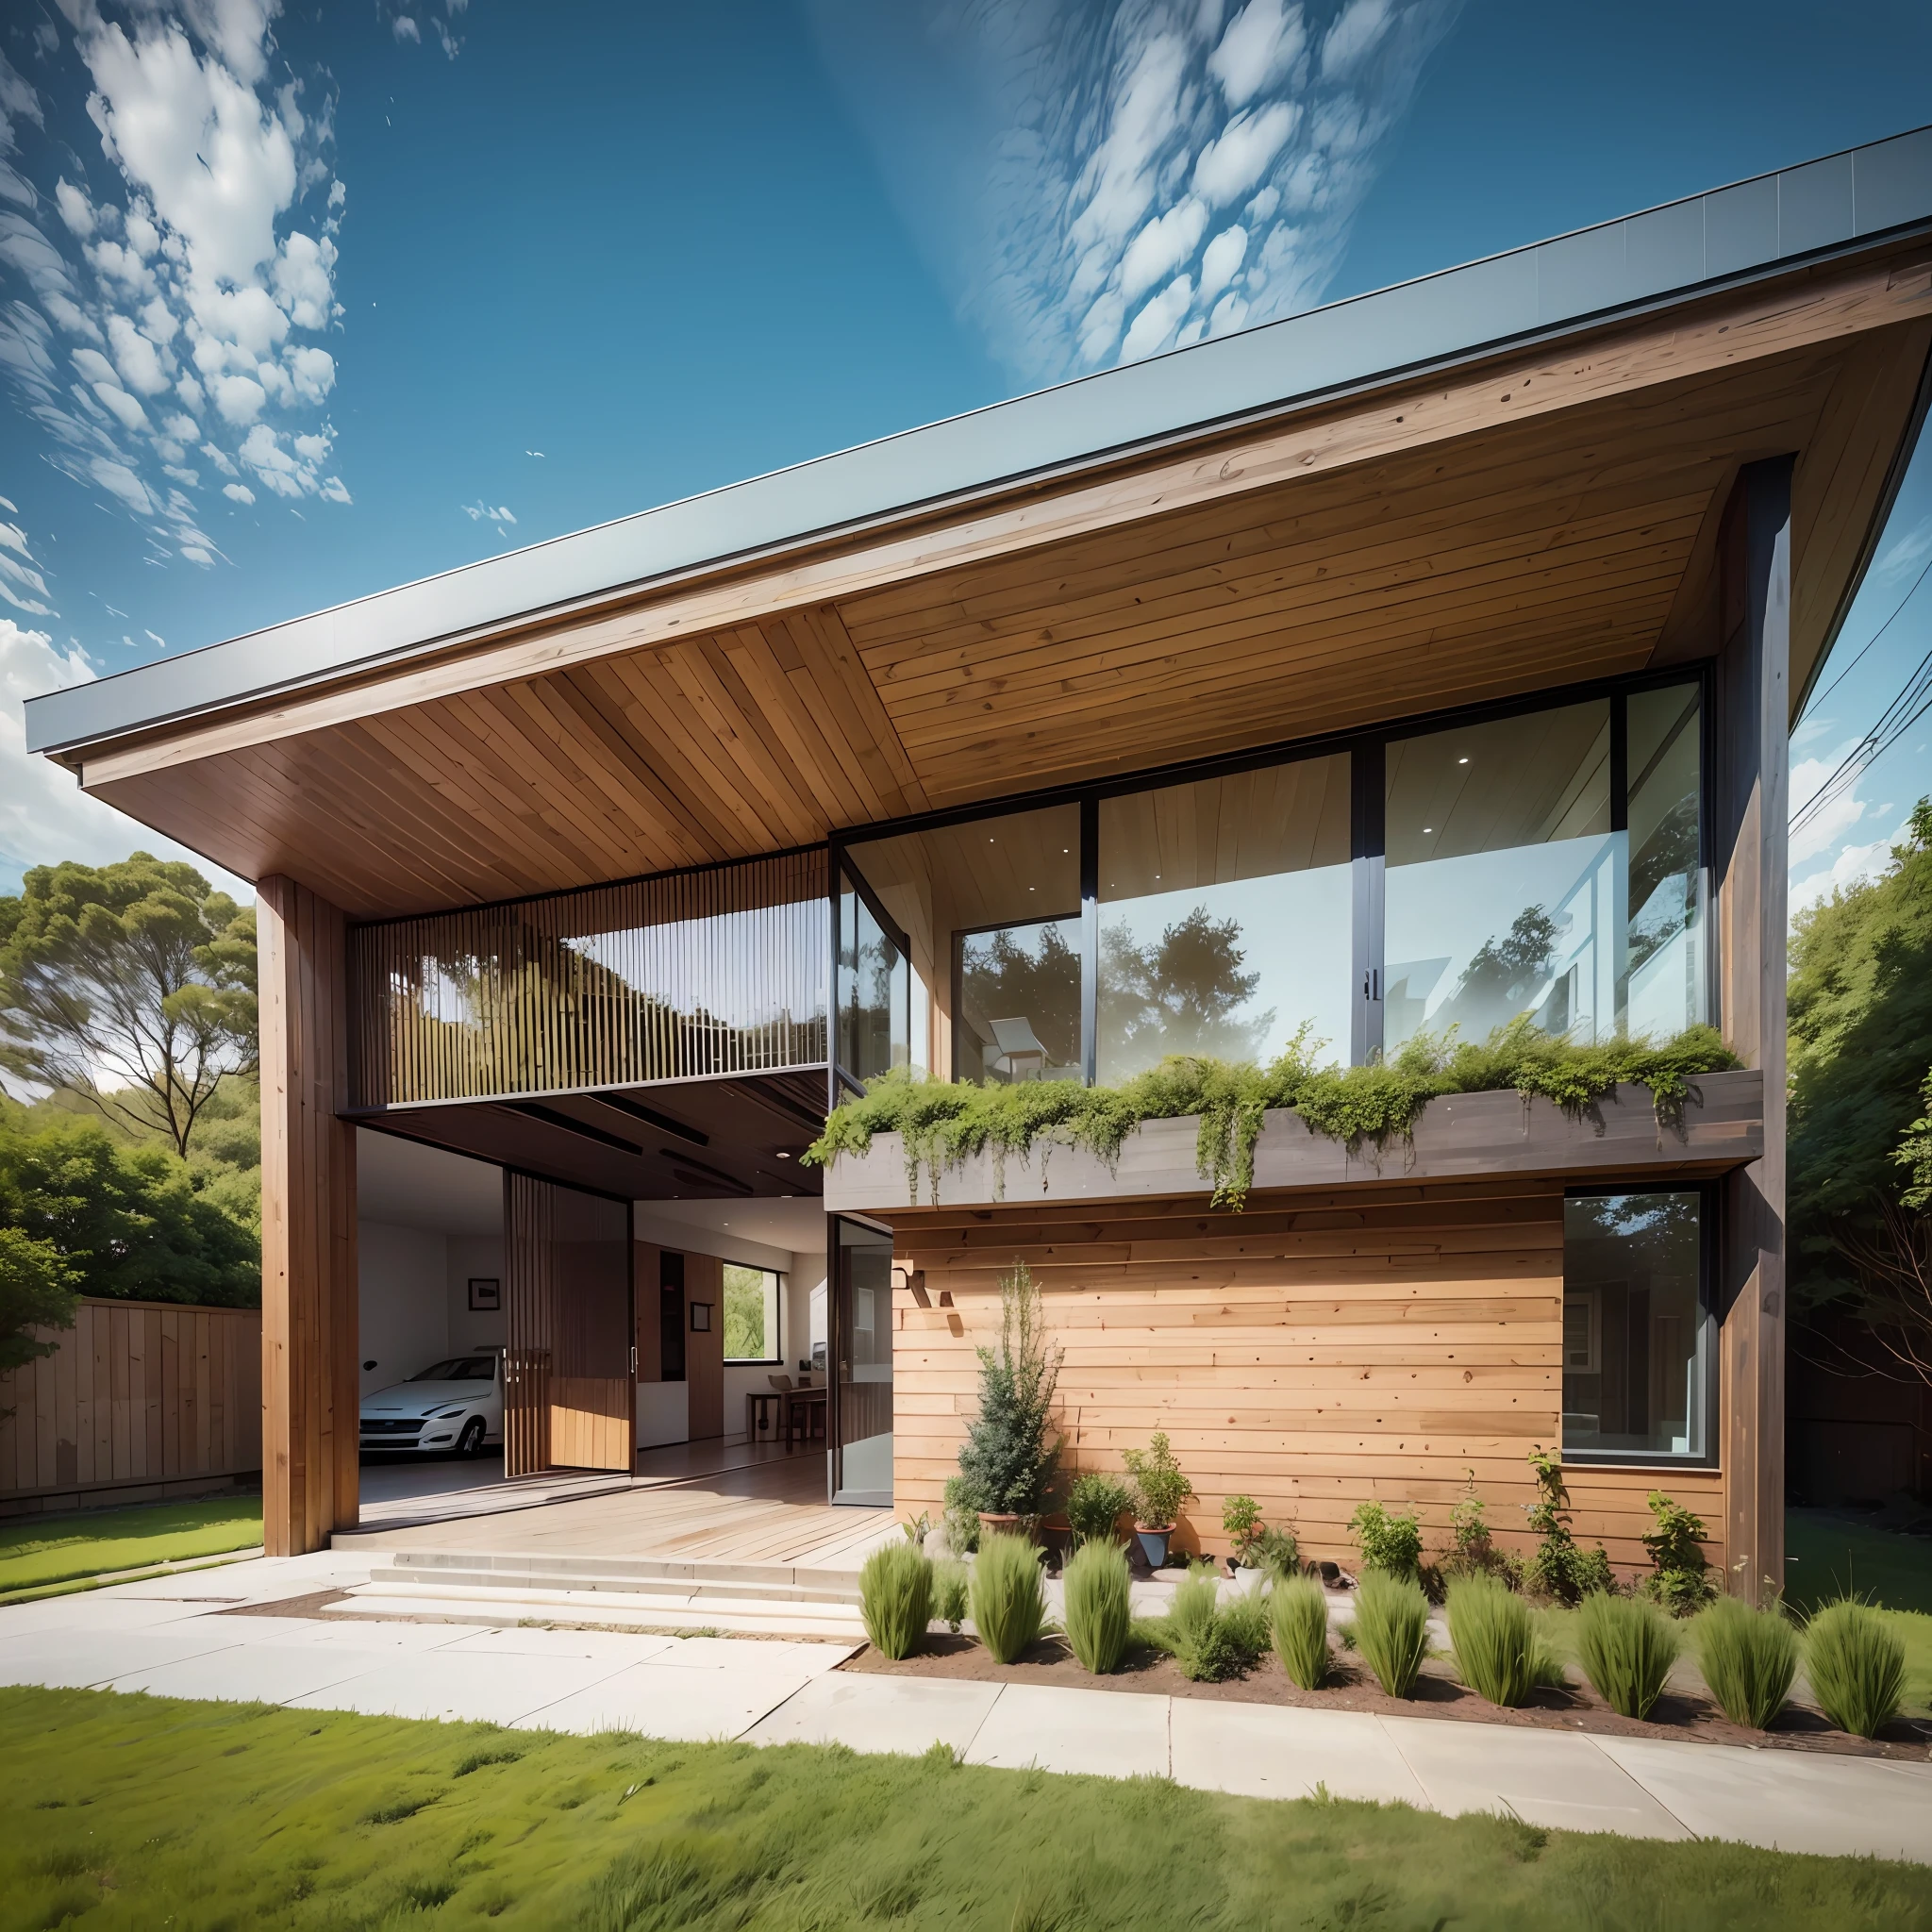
xmin=358 ymin=1221 xmax=450 ymax=1395
xmin=445 ymin=1235 xmax=507 ymax=1353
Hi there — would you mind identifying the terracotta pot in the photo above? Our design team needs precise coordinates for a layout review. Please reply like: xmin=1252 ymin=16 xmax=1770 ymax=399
xmin=977 ymin=1510 xmax=1024 ymax=1540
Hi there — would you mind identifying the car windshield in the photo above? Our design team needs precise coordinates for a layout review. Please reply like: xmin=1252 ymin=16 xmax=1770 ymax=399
xmin=408 ymin=1357 xmax=495 ymax=1382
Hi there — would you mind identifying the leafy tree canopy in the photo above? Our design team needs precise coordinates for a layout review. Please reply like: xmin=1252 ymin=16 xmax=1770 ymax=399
xmin=0 ymin=854 xmax=257 ymax=1158
xmin=0 ymin=1225 xmax=79 ymax=1377
xmin=1788 ymin=799 xmax=1932 ymax=1306
xmin=0 ymin=1108 xmax=259 ymax=1308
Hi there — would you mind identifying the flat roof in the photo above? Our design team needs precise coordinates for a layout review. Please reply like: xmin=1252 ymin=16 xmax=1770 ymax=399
xmin=26 ymin=124 xmax=1932 ymax=758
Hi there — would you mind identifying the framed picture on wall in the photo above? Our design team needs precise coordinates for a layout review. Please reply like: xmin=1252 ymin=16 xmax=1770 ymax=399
xmin=468 ymin=1277 xmax=501 ymax=1312
xmin=690 ymin=1302 xmax=711 ymax=1332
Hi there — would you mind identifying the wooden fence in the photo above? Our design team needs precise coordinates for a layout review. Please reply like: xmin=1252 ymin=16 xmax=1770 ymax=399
xmin=0 ymin=1297 xmax=261 ymax=1515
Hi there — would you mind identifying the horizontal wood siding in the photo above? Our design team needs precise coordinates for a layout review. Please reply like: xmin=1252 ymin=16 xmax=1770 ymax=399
xmin=890 ymin=1180 xmax=1725 ymax=1575
xmin=0 ymin=1298 xmax=261 ymax=1505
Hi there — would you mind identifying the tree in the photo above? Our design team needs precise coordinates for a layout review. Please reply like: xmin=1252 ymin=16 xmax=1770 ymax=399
xmin=0 ymin=1226 xmax=78 ymax=1378
xmin=0 ymin=1112 xmax=259 ymax=1307
xmin=0 ymin=855 xmax=257 ymax=1158
xmin=1437 ymin=905 xmax=1563 ymax=1038
xmin=1788 ymin=798 xmax=1932 ymax=1381
xmin=1100 ymin=905 xmax=1273 ymax=1073
xmin=955 ymin=1262 xmax=1062 ymax=1516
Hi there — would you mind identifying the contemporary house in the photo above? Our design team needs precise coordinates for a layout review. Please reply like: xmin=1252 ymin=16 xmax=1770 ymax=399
xmin=26 ymin=129 xmax=1932 ymax=1600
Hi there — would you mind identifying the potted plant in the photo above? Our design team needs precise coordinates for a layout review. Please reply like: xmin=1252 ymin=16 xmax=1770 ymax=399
xmin=1223 ymin=1492 xmax=1262 ymax=1573
xmin=1123 ymin=1431 xmax=1193 ymax=1571
xmin=955 ymin=1263 xmax=1062 ymax=1538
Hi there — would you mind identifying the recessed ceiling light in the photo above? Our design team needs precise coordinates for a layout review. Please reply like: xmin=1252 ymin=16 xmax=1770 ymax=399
xmin=1458 ymin=757 xmax=1470 ymax=765
xmin=777 ymin=1150 xmax=791 ymax=1159
xmin=1424 ymin=826 xmax=1433 ymax=834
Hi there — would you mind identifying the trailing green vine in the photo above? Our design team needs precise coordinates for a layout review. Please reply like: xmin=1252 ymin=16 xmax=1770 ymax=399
xmin=802 ymin=1019 xmax=1740 ymax=1210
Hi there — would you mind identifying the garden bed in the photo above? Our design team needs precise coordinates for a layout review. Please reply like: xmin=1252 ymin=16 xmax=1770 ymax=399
xmin=841 ymin=1630 xmax=1932 ymax=1761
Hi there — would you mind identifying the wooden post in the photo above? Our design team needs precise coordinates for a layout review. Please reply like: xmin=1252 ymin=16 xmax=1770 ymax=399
xmin=1714 ymin=458 xmax=1792 ymax=1603
xmin=258 ymin=875 xmax=358 ymax=1555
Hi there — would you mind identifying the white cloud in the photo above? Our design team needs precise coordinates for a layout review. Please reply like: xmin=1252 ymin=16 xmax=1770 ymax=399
xmin=1121 ymin=273 xmax=1195 ymax=361
xmin=1192 ymin=100 xmax=1298 ymax=205
xmin=1208 ymin=0 xmax=1308 ymax=108
xmin=1790 ymin=829 xmax=1902 ymax=916
xmin=223 ymin=481 xmax=255 ymax=504
xmin=463 ymin=500 xmax=516 ymax=526
xmin=0 ymin=2 xmax=350 ymax=568
xmin=1788 ymin=752 xmax=1873 ymax=867
xmin=393 ymin=16 xmax=423 ymax=43
xmin=806 ymin=0 xmax=1462 ymax=385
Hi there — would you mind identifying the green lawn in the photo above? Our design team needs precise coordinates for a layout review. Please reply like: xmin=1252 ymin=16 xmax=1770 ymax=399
xmin=0 ymin=1498 xmax=262 ymax=1599
xmin=2 ymin=1688 xmax=1930 ymax=1931
xmin=1786 ymin=1507 xmax=1932 ymax=1615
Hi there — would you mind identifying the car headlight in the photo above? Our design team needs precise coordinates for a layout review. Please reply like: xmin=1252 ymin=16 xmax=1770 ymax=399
xmin=426 ymin=1404 xmax=469 ymax=1419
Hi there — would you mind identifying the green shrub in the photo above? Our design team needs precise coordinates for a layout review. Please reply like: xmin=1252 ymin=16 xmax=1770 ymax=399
xmin=1804 ymin=1600 xmax=1907 ymax=1738
xmin=1640 ymin=1491 xmax=1715 ymax=1614
xmin=1522 ymin=1448 xmax=1615 ymax=1605
xmin=1446 ymin=1574 xmax=1538 ymax=1707
xmin=941 ymin=1475 xmax=981 ymax=1555
xmin=859 ymin=1542 xmax=933 ymax=1660
xmin=1144 ymin=1564 xmax=1270 ymax=1682
xmin=1691 ymin=1596 xmax=1798 ymax=1729
xmin=969 ymin=1533 xmax=1047 ymax=1664
xmin=1251 ymin=1524 xmax=1300 ymax=1578
xmin=1271 ymin=1574 xmax=1331 ymax=1690
xmin=1122 ymin=1432 xmax=1192 ymax=1528
xmin=1352 ymin=1571 xmax=1430 ymax=1698
xmin=956 ymin=1264 xmax=1061 ymax=1517
xmin=1222 ymin=1493 xmax=1261 ymax=1563
xmin=1348 ymin=1500 xmax=1423 ymax=1580
xmin=1576 ymin=1591 xmax=1680 ymax=1721
xmin=1065 ymin=1472 xmax=1132 ymax=1547
xmin=1061 ymin=1541 xmax=1132 ymax=1674
xmin=930 ymin=1558 xmax=970 ymax=1633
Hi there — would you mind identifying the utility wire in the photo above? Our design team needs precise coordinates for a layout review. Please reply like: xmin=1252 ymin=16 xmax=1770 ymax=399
xmin=1791 ymin=632 xmax=1932 ymax=836
xmin=1806 ymin=547 xmax=1932 ymax=713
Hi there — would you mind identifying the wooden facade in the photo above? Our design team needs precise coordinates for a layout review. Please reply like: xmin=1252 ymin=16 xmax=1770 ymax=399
xmin=885 ymin=1180 xmax=1724 ymax=1574
xmin=0 ymin=1298 xmax=261 ymax=1516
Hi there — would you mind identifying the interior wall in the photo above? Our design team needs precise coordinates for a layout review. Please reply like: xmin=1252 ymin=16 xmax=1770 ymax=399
xmin=888 ymin=1179 xmax=1724 ymax=1575
xmin=358 ymin=1220 xmax=449 ymax=1395
xmin=446 ymin=1235 xmax=506 ymax=1353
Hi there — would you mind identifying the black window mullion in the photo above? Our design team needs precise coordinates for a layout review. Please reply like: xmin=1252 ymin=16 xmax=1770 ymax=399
xmin=1079 ymin=794 xmax=1099 ymax=1086
xmin=1352 ymin=742 xmax=1385 ymax=1066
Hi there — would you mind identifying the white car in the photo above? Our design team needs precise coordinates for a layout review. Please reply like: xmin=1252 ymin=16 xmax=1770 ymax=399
xmin=359 ymin=1352 xmax=503 ymax=1457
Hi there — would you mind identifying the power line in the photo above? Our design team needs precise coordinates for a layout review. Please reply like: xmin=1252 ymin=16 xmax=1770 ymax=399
xmin=1791 ymin=632 xmax=1932 ymax=836
xmin=1807 ymin=546 xmax=1932 ymax=713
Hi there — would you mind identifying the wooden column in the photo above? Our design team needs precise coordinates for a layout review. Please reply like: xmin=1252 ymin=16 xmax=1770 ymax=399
xmin=258 ymin=875 xmax=358 ymax=1556
xmin=1714 ymin=458 xmax=1792 ymax=1603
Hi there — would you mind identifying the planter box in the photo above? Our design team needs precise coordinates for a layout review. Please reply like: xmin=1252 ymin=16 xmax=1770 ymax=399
xmin=821 ymin=1069 xmax=1764 ymax=1215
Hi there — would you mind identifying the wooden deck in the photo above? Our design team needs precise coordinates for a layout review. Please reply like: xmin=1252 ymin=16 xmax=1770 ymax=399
xmin=334 ymin=1440 xmax=898 ymax=1571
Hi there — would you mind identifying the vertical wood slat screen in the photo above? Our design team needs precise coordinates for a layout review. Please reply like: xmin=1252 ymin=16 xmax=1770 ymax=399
xmin=0 ymin=1298 xmax=261 ymax=1507
xmin=503 ymin=1171 xmax=555 ymax=1477
xmin=350 ymin=849 xmax=829 ymax=1108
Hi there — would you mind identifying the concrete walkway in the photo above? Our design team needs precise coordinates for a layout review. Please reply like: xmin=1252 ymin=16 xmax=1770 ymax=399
xmin=1 ymin=1552 xmax=1925 ymax=1866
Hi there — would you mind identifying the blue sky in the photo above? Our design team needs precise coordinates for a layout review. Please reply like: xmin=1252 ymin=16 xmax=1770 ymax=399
xmin=2 ymin=0 xmax=1930 ymax=905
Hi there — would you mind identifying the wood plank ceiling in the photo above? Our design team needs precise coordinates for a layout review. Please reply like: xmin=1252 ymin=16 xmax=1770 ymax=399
xmin=85 ymin=309 xmax=1930 ymax=920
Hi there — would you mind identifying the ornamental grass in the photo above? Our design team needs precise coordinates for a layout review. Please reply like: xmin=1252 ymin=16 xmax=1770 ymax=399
xmin=1445 ymin=1574 xmax=1540 ymax=1707
xmin=859 ymin=1541 xmax=932 ymax=1660
xmin=1352 ymin=1571 xmax=1430 ymax=1699
xmin=1576 ymin=1591 xmax=1680 ymax=1721
xmin=969 ymin=1532 xmax=1047 ymax=1664
xmin=1690 ymin=1596 xmax=1798 ymax=1729
xmin=1271 ymin=1574 xmax=1332 ymax=1690
xmin=1804 ymin=1601 xmax=1907 ymax=1739
xmin=1062 ymin=1540 xmax=1133 ymax=1674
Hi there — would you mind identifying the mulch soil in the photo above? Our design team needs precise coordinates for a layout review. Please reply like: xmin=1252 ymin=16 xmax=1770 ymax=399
xmin=841 ymin=1631 xmax=1932 ymax=1760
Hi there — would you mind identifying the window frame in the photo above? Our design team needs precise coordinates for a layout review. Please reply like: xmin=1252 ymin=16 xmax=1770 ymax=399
xmin=722 ymin=1263 xmax=785 ymax=1367
xmin=831 ymin=660 xmax=1716 ymax=1090
xmin=1558 ymin=1179 xmax=1720 ymax=1471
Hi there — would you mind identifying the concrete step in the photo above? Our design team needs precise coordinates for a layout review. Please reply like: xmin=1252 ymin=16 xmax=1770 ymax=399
xmin=344 ymin=1578 xmax=866 ymax=1641
xmin=375 ymin=1549 xmax=865 ymax=1607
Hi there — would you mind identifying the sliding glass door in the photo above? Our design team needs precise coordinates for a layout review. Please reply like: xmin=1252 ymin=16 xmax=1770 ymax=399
xmin=829 ymin=1216 xmax=894 ymax=1506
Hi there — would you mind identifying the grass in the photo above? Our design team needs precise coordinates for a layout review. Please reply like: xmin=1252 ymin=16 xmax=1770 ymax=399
xmin=1805 ymin=1601 xmax=1909 ymax=1740
xmin=859 ymin=1542 xmax=932 ymax=1660
xmin=0 ymin=1498 xmax=262 ymax=1599
xmin=1784 ymin=1509 xmax=1932 ymax=1719
xmin=1352 ymin=1570 xmax=1431 ymax=1698
xmin=1062 ymin=1539 xmax=1132 ymax=1674
xmin=968 ymin=1531 xmax=1046 ymax=1664
xmin=6 ymin=1686 xmax=1932 ymax=1930
xmin=1575 ymin=1591 xmax=1681 ymax=1722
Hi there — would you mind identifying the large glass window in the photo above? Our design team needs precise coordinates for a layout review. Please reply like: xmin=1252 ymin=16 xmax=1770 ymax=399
xmin=1384 ymin=701 xmax=1618 ymax=1051
xmin=723 ymin=1264 xmax=781 ymax=1363
xmin=1097 ymin=756 xmax=1351 ymax=1080
xmin=835 ymin=872 xmax=907 ymax=1081
xmin=844 ymin=805 xmax=1081 ymax=1085
xmin=1626 ymin=682 xmax=1706 ymax=1039
xmin=1562 ymin=1190 xmax=1710 ymax=1461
